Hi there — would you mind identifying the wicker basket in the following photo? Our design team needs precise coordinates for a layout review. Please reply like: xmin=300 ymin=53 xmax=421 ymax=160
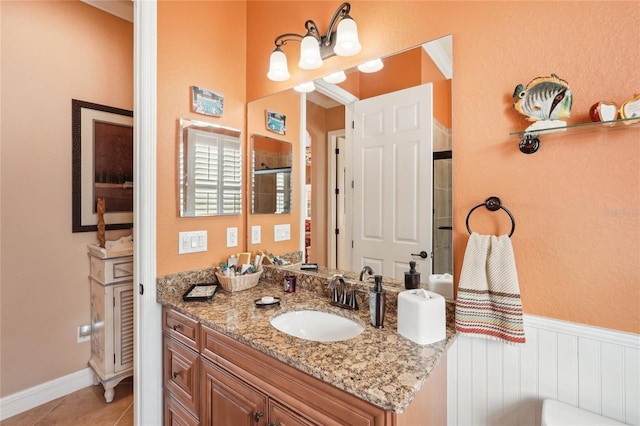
xmin=215 ymin=270 xmax=262 ymax=292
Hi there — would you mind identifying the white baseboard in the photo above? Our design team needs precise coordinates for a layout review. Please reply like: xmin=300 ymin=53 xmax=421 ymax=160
xmin=0 ymin=367 xmax=95 ymax=421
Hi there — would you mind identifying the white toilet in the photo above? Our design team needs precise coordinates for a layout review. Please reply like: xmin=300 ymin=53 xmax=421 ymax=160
xmin=541 ymin=399 xmax=628 ymax=425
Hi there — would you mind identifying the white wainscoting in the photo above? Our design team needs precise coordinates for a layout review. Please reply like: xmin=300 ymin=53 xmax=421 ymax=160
xmin=447 ymin=314 xmax=640 ymax=426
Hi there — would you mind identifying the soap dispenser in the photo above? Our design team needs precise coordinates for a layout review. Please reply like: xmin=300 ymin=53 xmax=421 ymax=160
xmin=404 ymin=261 xmax=421 ymax=289
xmin=369 ymin=275 xmax=386 ymax=329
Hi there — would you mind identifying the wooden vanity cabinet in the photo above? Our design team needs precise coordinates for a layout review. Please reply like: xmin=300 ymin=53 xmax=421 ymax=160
xmin=200 ymin=324 xmax=383 ymax=426
xmin=162 ymin=307 xmax=447 ymax=426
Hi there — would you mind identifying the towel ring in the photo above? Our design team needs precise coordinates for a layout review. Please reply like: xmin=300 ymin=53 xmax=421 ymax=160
xmin=465 ymin=196 xmax=516 ymax=237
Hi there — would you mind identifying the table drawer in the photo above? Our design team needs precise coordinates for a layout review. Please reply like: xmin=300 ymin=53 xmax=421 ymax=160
xmin=89 ymin=255 xmax=133 ymax=284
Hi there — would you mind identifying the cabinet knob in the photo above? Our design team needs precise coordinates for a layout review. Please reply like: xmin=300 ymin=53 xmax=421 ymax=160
xmin=253 ymin=411 xmax=263 ymax=422
xmin=268 ymin=423 xmax=277 ymax=426
xmin=171 ymin=324 xmax=181 ymax=331
xmin=172 ymin=371 xmax=181 ymax=379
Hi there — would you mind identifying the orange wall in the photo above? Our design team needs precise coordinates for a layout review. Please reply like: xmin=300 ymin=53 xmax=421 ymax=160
xmin=1 ymin=1 xmax=133 ymax=396
xmin=157 ymin=1 xmax=247 ymax=276
xmin=246 ymin=90 xmax=301 ymax=255
xmin=421 ymin=49 xmax=452 ymax=129
xmin=246 ymin=1 xmax=640 ymax=333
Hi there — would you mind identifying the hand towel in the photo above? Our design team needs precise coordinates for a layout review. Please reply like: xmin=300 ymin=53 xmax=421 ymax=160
xmin=455 ymin=232 xmax=525 ymax=345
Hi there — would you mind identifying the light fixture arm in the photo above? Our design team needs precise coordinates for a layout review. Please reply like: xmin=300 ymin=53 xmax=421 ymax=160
xmin=274 ymin=33 xmax=304 ymax=48
xmin=323 ymin=2 xmax=351 ymax=47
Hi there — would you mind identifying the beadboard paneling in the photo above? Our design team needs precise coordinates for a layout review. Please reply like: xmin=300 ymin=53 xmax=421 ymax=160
xmin=447 ymin=315 xmax=640 ymax=426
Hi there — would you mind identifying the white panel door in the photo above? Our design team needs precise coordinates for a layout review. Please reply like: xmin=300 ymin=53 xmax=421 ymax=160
xmin=351 ymin=84 xmax=433 ymax=280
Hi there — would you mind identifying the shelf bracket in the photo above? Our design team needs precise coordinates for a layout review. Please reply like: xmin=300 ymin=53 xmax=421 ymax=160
xmin=519 ymin=135 xmax=540 ymax=154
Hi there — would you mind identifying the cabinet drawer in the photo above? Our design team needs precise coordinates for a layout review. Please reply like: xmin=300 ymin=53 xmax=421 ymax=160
xmin=270 ymin=400 xmax=318 ymax=426
xmin=163 ymin=307 xmax=200 ymax=351
xmin=89 ymin=255 xmax=133 ymax=284
xmin=164 ymin=337 xmax=199 ymax=417
xmin=165 ymin=394 xmax=200 ymax=426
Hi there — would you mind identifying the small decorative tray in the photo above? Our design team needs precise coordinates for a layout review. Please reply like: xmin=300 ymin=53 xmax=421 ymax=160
xmin=183 ymin=283 xmax=218 ymax=301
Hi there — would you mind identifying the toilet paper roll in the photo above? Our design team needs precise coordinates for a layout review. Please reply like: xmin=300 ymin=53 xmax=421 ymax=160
xmin=397 ymin=289 xmax=446 ymax=345
xmin=428 ymin=273 xmax=453 ymax=299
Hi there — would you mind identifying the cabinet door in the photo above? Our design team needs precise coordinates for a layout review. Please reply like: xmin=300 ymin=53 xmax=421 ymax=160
xmin=164 ymin=337 xmax=200 ymax=417
xmin=201 ymin=359 xmax=267 ymax=426
xmin=113 ymin=283 xmax=134 ymax=374
xmin=269 ymin=400 xmax=318 ymax=426
xmin=165 ymin=394 xmax=200 ymax=426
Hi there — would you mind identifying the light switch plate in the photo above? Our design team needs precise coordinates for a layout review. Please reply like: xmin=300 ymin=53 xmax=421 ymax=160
xmin=251 ymin=225 xmax=261 ymax=244
xmin=227 ymin=227 xmax=238 ymax=247
xmin=179 ymin=230 xmax=207 ymax=254
xmin=274 ymin=224 xmax=291 ymax=242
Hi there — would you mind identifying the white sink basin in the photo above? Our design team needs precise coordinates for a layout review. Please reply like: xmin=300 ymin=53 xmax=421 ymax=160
xmin=271 ymin=310 xmax=364 ymax=342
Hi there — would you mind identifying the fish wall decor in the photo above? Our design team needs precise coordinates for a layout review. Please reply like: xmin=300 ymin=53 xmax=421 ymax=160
xmin=513 ymin=74 xmax=573 ymax=132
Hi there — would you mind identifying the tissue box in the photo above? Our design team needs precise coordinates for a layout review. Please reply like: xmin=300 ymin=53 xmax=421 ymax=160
xmin=428 ymin=273 xmax=453 ymax=299
xmin=397 ymin=289 xmax=446 ymax=345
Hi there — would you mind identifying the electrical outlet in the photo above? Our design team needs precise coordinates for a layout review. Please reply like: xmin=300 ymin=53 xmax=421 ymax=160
xmin=178 ymin=231 xmax=208 ymax=254
xmin=77 ymin=325 xmax=91 ymax=343
xmin=251 ymin=226 xmax=261 ymax=244
xmin=227 ymin=227 xmax=238 ymax=247
xmin=274 ymin=224 xmax=291 ymax=242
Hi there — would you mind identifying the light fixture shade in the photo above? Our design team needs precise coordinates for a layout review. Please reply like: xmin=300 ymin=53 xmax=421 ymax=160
xmin=322 ymin=71 xmax=347 ymax=84
xmin=298 ymin=35 xmax=323 ymax=70
xmin=357 ymin=58 xmax=384 ymax=73
xmin=334 ymin=17 xmax=361 ymax=56
xmin=293 ymin=81 xmax=316 ymax=93
xmin=267 ymin=49 xmax=290 ymax=81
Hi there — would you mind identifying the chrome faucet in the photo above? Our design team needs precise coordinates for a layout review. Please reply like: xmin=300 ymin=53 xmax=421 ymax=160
xmin=327 ymin=274 xmax=359 ymax=310
xmin=359 ymin=265 xmax=374 ymax=282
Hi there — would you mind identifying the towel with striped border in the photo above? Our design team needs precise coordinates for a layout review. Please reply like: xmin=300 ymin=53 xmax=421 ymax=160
xmin=455 ymin=232 xmax=525 ymax=345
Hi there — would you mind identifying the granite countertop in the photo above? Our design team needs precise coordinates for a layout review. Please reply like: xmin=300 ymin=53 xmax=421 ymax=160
xmin=157 ymin=265 xmax=457 ymax=413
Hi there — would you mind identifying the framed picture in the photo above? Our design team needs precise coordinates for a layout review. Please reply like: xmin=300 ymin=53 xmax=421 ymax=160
xmin=192 ymin=86 xmax=224 ymax=117
xmin=72 ymin=99 xmax=134 ymax=233
xmin=266 ymin=110 xmax=286 ymax=135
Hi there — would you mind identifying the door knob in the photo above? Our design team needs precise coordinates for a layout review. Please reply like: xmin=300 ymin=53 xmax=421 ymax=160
xmin=411 ymin=251 xmax=429 ymax=259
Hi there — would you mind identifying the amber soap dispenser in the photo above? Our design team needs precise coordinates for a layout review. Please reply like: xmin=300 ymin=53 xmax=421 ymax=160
xmin=369 ymin=275 xmax=386 ymax=328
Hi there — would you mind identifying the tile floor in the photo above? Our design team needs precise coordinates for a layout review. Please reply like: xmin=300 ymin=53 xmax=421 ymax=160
xmin=1 ymin=379 xmax=133 ymax=426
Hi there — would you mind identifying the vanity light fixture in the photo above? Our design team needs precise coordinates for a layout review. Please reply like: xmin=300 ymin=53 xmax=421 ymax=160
xmin=267 ymin=2 xmax=361 ymax=82
xmin=357 ymin=58 xmax=384 ymax=73
xmin=322 ymin=70 xmax=347 ymax=84
xmin=293 ymin=81 xmax=316 ymax=93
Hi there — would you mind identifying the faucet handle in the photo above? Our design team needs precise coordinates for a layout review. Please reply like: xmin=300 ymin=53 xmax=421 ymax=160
xmin=348 ymin=289 xmax=359 ymax=310
xmin=348 ymin=289 xmax=368 ymax=310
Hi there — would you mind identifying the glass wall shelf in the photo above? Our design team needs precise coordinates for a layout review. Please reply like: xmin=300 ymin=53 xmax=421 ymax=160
xmin=510 ymin=117 xmax=640 ymax=154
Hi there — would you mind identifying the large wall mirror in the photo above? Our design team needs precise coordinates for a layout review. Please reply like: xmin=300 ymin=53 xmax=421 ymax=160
xmin=251 ymin=134 xmax=293 ymax=214
xmin=247 ymin=35 xmax=452 ymax=282
xmin=178 ymin=117 xmax=242 ymax=217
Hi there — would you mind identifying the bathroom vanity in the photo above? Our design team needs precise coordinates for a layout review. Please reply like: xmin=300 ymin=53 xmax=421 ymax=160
xmin=158 ymin=265 xmax=455 ymax=425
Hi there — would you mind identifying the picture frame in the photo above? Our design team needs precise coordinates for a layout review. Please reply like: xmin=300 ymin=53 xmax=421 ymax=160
xmin=72 ymin=99 xmax=134 ymax=233
xmin=265 ymin=110 xmax=286 ymax=135
xmin=192 ymin=86 xmax=224 ymax=117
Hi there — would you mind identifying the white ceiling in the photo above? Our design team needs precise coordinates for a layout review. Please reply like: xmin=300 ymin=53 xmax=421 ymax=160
xmin=81 ymin=0 xmax=133 ymax=22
